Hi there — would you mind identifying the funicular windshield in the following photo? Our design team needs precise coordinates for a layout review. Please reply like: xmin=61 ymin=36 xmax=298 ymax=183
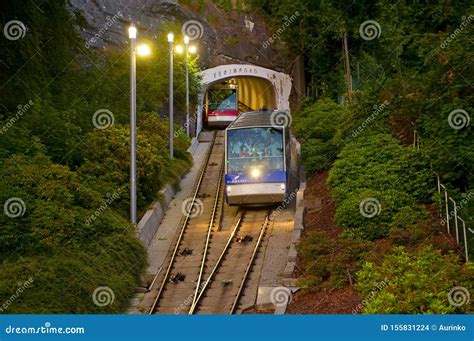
xmin=227 ymin=128 xmax=284 ymax=174
xmin=208 ymin=89 xmax=237 ymax=111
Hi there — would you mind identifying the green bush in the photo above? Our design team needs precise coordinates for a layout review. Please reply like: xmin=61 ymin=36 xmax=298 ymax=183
xmin=297 ymin=232 xmax=375 ymax=289
xmin=300 ymin=139 xmax=339 ymax=174
xmin=329 ymin=134 xmax=433 ymax=203
xmin=336 ymin=189 xmax=427 ymax=240
xmin=0 ymin=154 xmax=146 ymax=313
xmin=0 ymin=236 xmax=145 ymax=313
xmin=294 ymin=98 xmax=349 ymax=175
xmin=78 ymin=112 xmax=191 ymax=215
xmin=0 ymin=124 xmax=45 ymax=162
xmin=328 ymin=133 xmax=434 ymax=240
xmin=356 ymin=246 xmax=474 ymax=314
xmin=388 ymin=219 xmax=455 ymax=253
xmin=21 ymin=102 xmax=83 ymax=167
xmin=0 ymin=154 xmax=136 ymax=253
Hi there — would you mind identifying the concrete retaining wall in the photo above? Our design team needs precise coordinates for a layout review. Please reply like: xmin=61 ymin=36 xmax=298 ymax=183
xmin=135 ymin=138 xmax=198 ymax=249
xmin=278 ymin=136 xmax=306 ymax=314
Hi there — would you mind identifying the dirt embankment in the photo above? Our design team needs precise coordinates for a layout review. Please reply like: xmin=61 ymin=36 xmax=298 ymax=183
xmin=287 ymin=171 xmax=361 ymax=314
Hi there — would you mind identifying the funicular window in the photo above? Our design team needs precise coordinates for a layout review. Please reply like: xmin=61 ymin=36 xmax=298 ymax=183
xmin=208 ymin=89 xmax=237 ymax=111
xmin=227 ymin=128 xmax=284 ymax=174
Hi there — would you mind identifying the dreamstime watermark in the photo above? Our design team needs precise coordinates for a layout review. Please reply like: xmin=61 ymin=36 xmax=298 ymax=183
xmin=0 ymin=100 xmax=34 ymax=135
xmin=440 ymin=15 xmax=473 ymax=49
xmin=3 ymin=197 xmax=26 ymax=218
xmin=351 ymin=101 xmax=389 ymax=138
xmin=92 ymin=286 xmax=115 ymax=307
xmin=85 ymin=189 xmax=122 ymax=226
xmin=3 ymin=20 xmax=27 ymax=40
xmin=270 ymin=189 xmax=297 ymax=219
xmin=441 ymin=191 xmax=473 ymax=226
xmin=447 ymin=286 xmax=470 ymax=307
xmin=181 ymin=198 xmax=204 ymax=218
xmin=262 ymin=11 xmax=300 ymax=48
xmin=352 ymin=279 xmax=388 ymax=314
xmin=270 ymin=111 xmax=292 ymax=128
xmin=448 ymin=109 xmax=470 ymax=130
xmin=0 ymin=277 xmax=34 ymax=312
xmin=359 ymin=20 xmax=381 ymax=41
xmin=181 ymin=20 xmax=204 ymax=41
xmin=174 ymin=115 xmax=197 ymax=138
xmin=5 ymin=322 xmax=85 ymax=335
xmin=270 ymin=286 xmax=292 ymax=307
xmin=92 ymin=109 xmax=114 ymax=129
xmin=359 ymin=197 xmax=382 ymax=218
xmin=174 ymin=282 xmax=206 ymax=314
xmin=85 ymin=12 xmax=123 ymax=49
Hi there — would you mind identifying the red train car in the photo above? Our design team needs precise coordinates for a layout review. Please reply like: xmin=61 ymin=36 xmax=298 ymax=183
xmin=206 ymin=85 xmax=239 ymax=127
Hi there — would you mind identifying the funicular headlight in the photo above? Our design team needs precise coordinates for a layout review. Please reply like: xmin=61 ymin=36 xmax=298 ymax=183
xmin=250 ymin=167 xmax=261 ymax=179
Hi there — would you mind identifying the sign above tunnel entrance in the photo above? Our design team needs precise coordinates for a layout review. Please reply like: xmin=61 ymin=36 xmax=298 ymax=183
xmin=211 ymin=66 xmax=260 ymax=81
xmin=200 ymin=64 xmax=292 ymax=110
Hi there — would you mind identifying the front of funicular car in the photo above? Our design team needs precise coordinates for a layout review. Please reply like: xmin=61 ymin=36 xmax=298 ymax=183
xmin=207 ymin=87 xmax=239 ymax=126
xmin=225 ymin=114 xmax=287 ymax=205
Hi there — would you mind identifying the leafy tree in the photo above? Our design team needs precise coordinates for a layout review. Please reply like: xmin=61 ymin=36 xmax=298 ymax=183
xmin=0 ymin=0 xmax=86 ymax=113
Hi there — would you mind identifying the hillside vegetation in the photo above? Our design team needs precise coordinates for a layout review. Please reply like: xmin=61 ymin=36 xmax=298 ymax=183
xmin=0 ymin=0 xmax=199 ymax=313
xmin=256 ymin=0 xmax=474 ymax=313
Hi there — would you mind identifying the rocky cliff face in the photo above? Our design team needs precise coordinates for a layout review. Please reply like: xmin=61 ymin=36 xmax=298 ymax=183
xmin=70 ymin=0 xmax=304 ymax=109
xmin=71 ymin=0 xmax=293 ymax=71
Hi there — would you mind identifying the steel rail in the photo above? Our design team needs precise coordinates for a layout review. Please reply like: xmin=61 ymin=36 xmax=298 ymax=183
xmin=148 ymin=131 xmax=218 ymax=314
xmin=229 ymin=212 xmax=270 ymax=314
xmin=188 ymin=211 xmax=245 ymax=314
xmin=191 ymin=158 xmax=225 ymax=307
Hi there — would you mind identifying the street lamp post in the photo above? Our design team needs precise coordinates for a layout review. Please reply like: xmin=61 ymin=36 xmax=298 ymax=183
xmin=176 ymin=41 xmax=196 ymax=138
xmin=184 ymin=35 xmax=190 ymax=137
xmin=128 ymin=25 xmax=151 ymax=225
xmin=128 ymin=25 xmax=137 ymax=225
xmin=168 ymin=32 xmax=174 ymax=158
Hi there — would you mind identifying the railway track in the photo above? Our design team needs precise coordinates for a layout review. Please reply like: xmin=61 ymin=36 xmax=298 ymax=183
xmin=189 ymin=209 xmax=271 ymax=314
xmin=147 ymin=130 xmax=272 ymax=315
xmin=148 ymin=130 xmax=226 ymax=314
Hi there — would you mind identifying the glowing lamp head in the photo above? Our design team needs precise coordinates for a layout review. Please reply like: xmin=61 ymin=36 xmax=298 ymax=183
xmin=167 ymin=32 xmax=174 ymax=43
xmin=136 ymin=44 xmax=151 ymax=56
xmin=189 ymin=45 xmax=197 ymax=54
xmin=184 ymin=35 xmax=190 ymax=45
xmin=250 ymin=167 xmax=261 ymax=179
xmin=128 ymin=26 xmax=137 ymax=39
xmin=175 ymin=45 xmax=184 ymax=54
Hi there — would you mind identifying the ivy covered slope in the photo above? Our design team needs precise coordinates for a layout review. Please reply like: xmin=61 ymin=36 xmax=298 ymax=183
xmin=258 ymin=0 xmax=474 ymax=313
xmin=0 ymin=0 xmax=199 ymax=313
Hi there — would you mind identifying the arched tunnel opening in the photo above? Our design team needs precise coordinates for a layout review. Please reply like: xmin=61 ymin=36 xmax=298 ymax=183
xmin=203 ymin=76 xmax=276 ymax=128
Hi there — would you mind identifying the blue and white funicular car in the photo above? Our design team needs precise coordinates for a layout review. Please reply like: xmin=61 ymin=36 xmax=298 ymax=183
xmin=224 ymin=110 xmax=291 ymax=206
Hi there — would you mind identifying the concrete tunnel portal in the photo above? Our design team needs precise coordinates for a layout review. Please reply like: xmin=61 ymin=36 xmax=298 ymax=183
xmin=195 ymin=64 xmax=292 ymax=134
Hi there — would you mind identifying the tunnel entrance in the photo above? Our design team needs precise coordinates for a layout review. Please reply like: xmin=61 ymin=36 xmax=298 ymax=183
xmin=196 ymin=64 xmax=292 ymax=134
xmin=203 ymin=76 xmax=276 ymax=128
